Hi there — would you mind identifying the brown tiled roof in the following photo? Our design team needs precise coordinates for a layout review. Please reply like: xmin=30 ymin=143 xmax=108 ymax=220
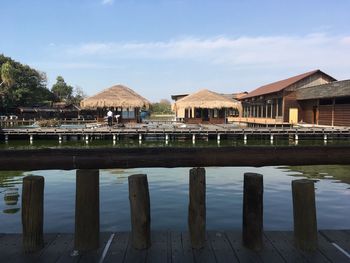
xmin=241 ymin=70 xmax=335 ymax=99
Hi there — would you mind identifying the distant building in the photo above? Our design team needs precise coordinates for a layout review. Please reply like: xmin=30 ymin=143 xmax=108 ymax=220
xmin=172 ymin=89 xmax=241 ymax=124
xmin=296 ymin=80 xmax=350 ymax=126
xmin=80 ymin=84 xmax=150 ymax=123
xmin=240 ymin=70 xmax=336 ymax=124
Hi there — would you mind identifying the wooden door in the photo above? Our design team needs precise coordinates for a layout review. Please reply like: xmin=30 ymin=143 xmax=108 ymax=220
xmin=289 ymin=108 xmax=298 ymax=124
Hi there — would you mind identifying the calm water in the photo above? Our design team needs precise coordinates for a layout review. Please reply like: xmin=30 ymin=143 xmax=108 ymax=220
xmin=0 ymin=165 xmax=349 ymax=233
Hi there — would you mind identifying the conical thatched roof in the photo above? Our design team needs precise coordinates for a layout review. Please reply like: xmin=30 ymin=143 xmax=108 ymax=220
xmin=173 ymin=89 xmax=241 ymax=110
xmin=80 ymin=85 xmax=150 ymax=109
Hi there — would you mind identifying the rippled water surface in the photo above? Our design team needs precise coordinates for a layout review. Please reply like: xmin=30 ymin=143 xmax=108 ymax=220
xmin=0 ymin=165 xmax=349 ymax=233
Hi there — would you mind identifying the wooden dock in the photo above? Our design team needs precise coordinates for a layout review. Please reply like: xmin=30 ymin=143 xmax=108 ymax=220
xmin=1 ymin=230 xmax=349 ymax=262
xmin=2 ymin=125 xmax=350 ymax=142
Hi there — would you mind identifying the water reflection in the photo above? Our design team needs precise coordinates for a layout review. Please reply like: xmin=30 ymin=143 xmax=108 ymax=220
xmin=0 ymin=171 xmax=23 ymax=215
xmin=281 ymin=165 xmax=350 ymax=185
xmin=0 ymin=166 xmax=349 ymax=233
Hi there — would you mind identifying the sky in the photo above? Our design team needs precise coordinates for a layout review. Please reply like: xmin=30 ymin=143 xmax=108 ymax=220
xmin=1 ymin=0 xmax=350 ymax=102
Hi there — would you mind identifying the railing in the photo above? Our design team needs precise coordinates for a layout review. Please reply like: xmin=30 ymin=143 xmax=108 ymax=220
xmin=1 ymin=146 xmax=349 ymax=254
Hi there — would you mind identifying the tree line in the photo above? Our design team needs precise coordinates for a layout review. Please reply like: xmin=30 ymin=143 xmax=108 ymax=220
xmin=0 ymin=54 xmax=174 ymax=115
xmin=0 ymin=54 xmax=86 ymax=111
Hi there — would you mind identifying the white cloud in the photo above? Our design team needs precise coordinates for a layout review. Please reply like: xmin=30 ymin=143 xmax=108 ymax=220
xmin=101 ymin=0 xmax=114 ymax=5
xmin=63 ymin=33 xmax=350 ymax=70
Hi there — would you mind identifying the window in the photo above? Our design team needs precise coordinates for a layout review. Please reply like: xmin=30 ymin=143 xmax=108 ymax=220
xmin=335 ymin=97 xmax=350 ymax=105
xmin=319 ymin=99 xmax=333 ymax=105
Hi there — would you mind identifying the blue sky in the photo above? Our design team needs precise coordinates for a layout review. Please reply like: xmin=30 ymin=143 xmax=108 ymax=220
xmin=1 ymin=0 xmax=350 ymax=101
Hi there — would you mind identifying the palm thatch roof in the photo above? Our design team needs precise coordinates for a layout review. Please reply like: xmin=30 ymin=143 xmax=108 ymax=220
xmin=80 ymin=85 xmax=150 ymax=109
xmin=173 ymin=89 xmax=241 ymax=110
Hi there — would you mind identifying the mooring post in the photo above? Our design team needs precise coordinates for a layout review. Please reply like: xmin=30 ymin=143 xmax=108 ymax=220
xmin=74 ymin=169 xmax=100 ymax=251
xmin=292 ymin=179 xmax=318 ymax=251
xmin=188 ymin=167 xmax=206 ymax=249
xmin=22 ymin=176 xmax=44 ymax=253
xmin=128 ymin=174 xmax=151 ymax=249
xmin=242 ymin=173 xmax=263 ymax=251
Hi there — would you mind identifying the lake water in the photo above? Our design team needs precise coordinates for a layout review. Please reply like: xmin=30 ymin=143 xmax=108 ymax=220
xmin=1 ymin=165 xmax=350 ymax=233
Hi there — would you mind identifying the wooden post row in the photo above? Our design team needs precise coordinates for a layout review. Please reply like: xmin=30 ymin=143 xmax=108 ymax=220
xmin=128 ymin=174 xmax=151 ymax=249
xmin=242 ymin=173 xmax=263 ymax=251
xmin=188 ymin=167 xmax=206 ymax=249
xmin=292 ymin=179 xmax=318 ymax=251
xmin=74 ymin=169 xmax=100 ymax=251
xmin=22 ymin=176 xmax=45 ymax=253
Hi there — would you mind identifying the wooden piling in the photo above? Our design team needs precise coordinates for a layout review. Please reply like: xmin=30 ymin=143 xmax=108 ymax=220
xmin=242 ymin=172 xmax=263 ymax=251
xmin=292 ymin=179 xmax=318 ymax=250
xmin=74 ymin=169 xmax=100 ymax=251
xmin=188 ymin=167 xmax=206 ymax=249
xmin=128 ymin=174 xmax=151 ymax=249
xmin=22 ymin=175 xmax=44 ymax=253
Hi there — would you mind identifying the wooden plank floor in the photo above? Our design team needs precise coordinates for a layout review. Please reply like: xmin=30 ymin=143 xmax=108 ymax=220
xmin=0 ymin=231 xmax=349 ymax=263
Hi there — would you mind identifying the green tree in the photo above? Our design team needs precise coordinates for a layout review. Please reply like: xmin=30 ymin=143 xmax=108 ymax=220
xmin=51 ymin=76 xmax=73 ymax=102
xmin=69 ymin=85 xmax=87 ymax=105
xmin=150 ymin=99 xmax=173 ymax=115
xmin=0 ymin=54 xmax=54 ymax=109
xmin=0 ymin=62 xmax=15 ymax=88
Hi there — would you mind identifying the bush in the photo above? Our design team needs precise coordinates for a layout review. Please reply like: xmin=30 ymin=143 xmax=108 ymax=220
xmin=36 ymin=119 xmax=60 ymax=127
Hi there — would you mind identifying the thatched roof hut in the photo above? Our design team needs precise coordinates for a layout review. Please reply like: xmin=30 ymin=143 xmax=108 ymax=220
xmin=173 ymin=89 xmax=241 ymax=111
xmin=80 ymin=84 xmax=150 ymax=109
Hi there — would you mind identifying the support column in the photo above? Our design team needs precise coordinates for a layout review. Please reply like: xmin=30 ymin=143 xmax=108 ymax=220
xmin=189 ymin=168 xmax=206 ymax=249
xmin=22 ymin=176 xmax=44 ymax=253
xmin=243 ymin=173 xmax=263 ymax=251
xmin=292 ymin=179 xmax=318 ymax=251
xmin=75 ymin=170 xmax=100 ymax=251
xmin=128 ymin=174 xmax=151 ymax=249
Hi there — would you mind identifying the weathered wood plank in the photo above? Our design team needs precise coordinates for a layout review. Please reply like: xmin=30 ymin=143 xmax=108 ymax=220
xmin=277 ymin=231 xmax=329 ymax=263
xmin=225 ymin=231 xmax=263 ymax=263
xmin=264 ymin=231 xmax=309 ymax=263
xmin=36 ymin=234 xmax=74 ymax=263
xmin=321 ymin=230 xmax=350 ymax=254
xmin=104 ymin=232 xmax=130 ymax=263
xmin=208 ymin=231 xmax=239 ymax=263
xmin=191 ymin=232 xmax=216 ymax=263
xmin=78 ymin=232 xmax=111 ymax=263
xmin=0 ymin=234 xmax=57 ymax=263
xmin=170 ymin=231 xmax=194 ymax=263
xmin=256 ymin=234 xmax=285 ymax=263
xmin=123 ymin=244 xmax=148 ymax=263
xmin=181 ymin=232 xmax=196 ymax=263
xmin=146 ymin=231 xmax=169 ymax=263
xmin=317 ymin=232 xmax=350 ymax=263
xmin=1 ymin=146 xmax=350 ymax=170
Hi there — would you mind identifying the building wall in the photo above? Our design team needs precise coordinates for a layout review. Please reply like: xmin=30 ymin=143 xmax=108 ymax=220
xmin=243 ymin=72 xmax=334 ymax=122
xmin=282 ymin=73 xmax=334 ymax=122
xmin=334 ymin=104 xmax=350 ymax=126
xmin=184 ymin=117 xmax=225 ymax=124
xmin=318 ymin=105 xmax=333 ymax=126
xmin=299 ymin=100 xmax=317 ymax=124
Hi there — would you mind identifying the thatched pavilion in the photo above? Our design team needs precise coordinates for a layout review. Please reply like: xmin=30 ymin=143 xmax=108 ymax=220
xmin=172 ymin=89 xmax=241 ymax=124
xmin=80 ymin=84 xmax=150 ymax=123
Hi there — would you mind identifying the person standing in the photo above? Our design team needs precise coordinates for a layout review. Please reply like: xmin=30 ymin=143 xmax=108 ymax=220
xmin=107 ymin=109 xmax=113 ymax=126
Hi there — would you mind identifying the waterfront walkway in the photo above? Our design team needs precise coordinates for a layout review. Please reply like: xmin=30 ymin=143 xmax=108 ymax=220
xmin=1 ymin=230 xmax=349 ymax=262
xmin=2 ymin=125 xmax=350 ymax=142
